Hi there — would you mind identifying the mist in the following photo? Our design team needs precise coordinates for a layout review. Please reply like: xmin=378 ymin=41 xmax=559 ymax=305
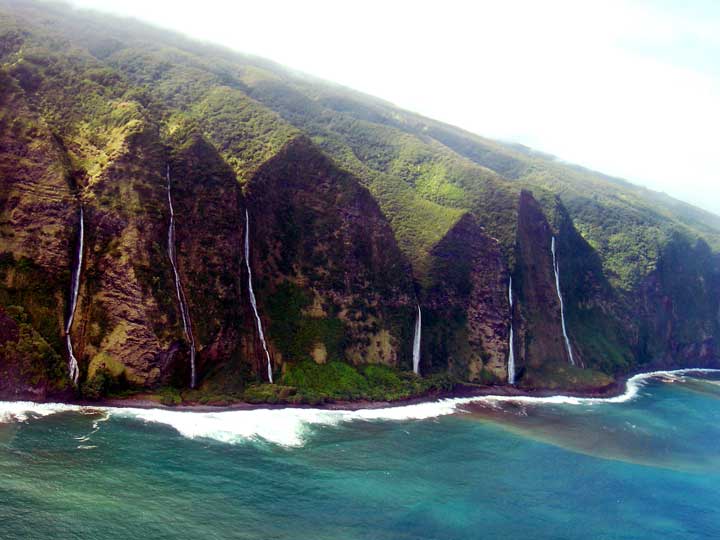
xmin=68 ymin=0 xmax=720 ymax=215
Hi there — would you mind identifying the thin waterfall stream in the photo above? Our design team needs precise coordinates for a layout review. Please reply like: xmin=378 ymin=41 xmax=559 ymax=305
xmin=65 ymin=206 xmax=84 ymax=385
xmin=412 ymin=305 xmax=422 ymax=375
xmin=244 ymin=209 xmax=273 ymax=383
xmin=507 ymin=276 xmax=516 ymax=385
xmin=551 ymin=236 xmax=575 ymax=366
xmin=166 ymin=166 xmax=197 ymax=388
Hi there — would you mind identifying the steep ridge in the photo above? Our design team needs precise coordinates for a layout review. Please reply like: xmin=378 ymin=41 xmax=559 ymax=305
xmin=0 ymin=0 xmax=718 ymax=401
xmin=0 ymin=69 xmax=72 ymax=397
xmin=549 ymin=200 xmax=634 ymax=374
xmin=637 ymin=237 xmax=720 ymax=369
xmin=422 ymin=213 xmax=509 ymax=382
xmin=244 ymin=136 xmax=416 ymax=370
xmin=514 ymin=191 xmax=569 ymax=371
xmin=165 ymin=130 xmax=247 ymax=387
xmin=75 ymin=118 xmax=173 ymax=390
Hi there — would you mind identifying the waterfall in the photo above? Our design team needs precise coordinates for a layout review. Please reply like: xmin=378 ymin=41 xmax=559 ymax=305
xmin=65 ymin=206 xmax=84 ymax=385
xmin=507 ymin=276 xmax=516 ymax=385
xmin=551 ymin=236 xmax=575 ymax=366
xmin=412 ymin=305 xmax=422 ymax=375
xmin=244 ymin=210 xmax=273 ymax=383
xmin=166 ymin=166 xmax=197 ymax=388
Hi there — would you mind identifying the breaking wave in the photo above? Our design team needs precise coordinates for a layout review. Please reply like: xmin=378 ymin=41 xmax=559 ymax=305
xmin=0 ymin=401 xmax=82 ymax=423
xmin=1 ymin=369 xmax=717 ymax=447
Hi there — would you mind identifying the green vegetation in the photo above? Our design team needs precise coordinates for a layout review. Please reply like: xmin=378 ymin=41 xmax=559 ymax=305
xmin=266 ymin=282 xmax=346 ymax=364
xmin=158 ymin=387 xmax=183 ymax=406
xmin=188 ymin=86 xmax=298 ymax=181
xmin=81 ymin=365 xmax=129 ymax=400
xmin=0 ymin=254 xmax=64 ymax=353
xmin=0 ymin=305 xmax=65 ymax=389
xmin=264 ymin=360 xmax=457 ymax=404
xmin=105 ymin=363 xmax=456 ymax=406
xmin=2 ymin=0 xmax=718 ymax=287
xmin=1 ymin=0 xmax=719 ymax=399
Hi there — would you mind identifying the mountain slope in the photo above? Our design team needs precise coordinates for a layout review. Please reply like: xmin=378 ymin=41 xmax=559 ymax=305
xmin=1 ymin=0 xmax=718 ymax=402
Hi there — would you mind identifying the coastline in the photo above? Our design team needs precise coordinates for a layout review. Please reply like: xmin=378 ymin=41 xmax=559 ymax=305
xmin=74 ymin=375 xmax=628 ymax=413
xmin=4 ymin=367 xmax=719 ymax=416
xmin=2 ymin=368 xmax=719 ymax=449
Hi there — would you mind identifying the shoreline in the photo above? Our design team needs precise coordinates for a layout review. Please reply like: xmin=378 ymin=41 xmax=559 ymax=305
xmin=76 ymin=375 xmax=629 ymax=413
xmin=2 ymin=367 xmax=718 ymax=449
xmin=4 ymin=367 xmax=718 ymax=415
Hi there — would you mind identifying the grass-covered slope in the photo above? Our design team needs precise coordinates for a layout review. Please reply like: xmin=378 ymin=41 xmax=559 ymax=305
xmin=0 ymin=0 xmax=718 ymax=400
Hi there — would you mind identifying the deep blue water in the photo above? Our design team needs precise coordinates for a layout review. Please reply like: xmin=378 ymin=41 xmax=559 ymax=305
xmin=1 ymin=371 xmax=719 ymax=539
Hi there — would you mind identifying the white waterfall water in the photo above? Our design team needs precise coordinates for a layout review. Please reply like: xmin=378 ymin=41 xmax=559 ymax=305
xmin=244 ymin=210 xmax=273 ymax=383
xmin=551 ymin=236 xmax=575 ymax=366
xmin=166 ymin=166 xmax=197 ymax=388
xmin=507 ymin=276 xmax=516 ymax=385
xmin=65 ymin=206 xmax=84 ymax=385
xmin=412 ymin=305 xmax=422 ymax=375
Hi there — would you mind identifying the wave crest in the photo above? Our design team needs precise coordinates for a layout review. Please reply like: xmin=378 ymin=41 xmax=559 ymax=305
xmin=1 ymin=369 xmax=717 ymax=447
xmin=0 ymin=401 xmax=81 ymax=423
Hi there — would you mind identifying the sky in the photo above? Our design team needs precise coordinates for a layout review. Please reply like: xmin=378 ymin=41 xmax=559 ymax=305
xmin=68 ymin=0 xmax=720 ymax=215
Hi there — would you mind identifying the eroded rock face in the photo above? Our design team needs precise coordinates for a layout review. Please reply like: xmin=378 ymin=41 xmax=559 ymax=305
xmin=77 ymin=124 xmax=173 ymax=387
xmin=245 ymin=136 xmax=416 ymax=370
xmin=635 ymin=239 xmax=720 ymax=370
xmin=514 ymin=190 xmax=569 ymax=369
xmin=2 ymin=92 xmax=719 ymax=399
xmin=166 ymin=131 xmax=248 ymax=384
xmin=2 ymin=0 xmax=720 ymax=400
xmin=0 ymin=73 xmax=73 ymax=396
xmin=550 ymin=200 xmax=635 ymax=374
xmin=0 ymin=307 xmax=18 ymax=346
xmin=0 ymin=73 xmax=75 ymax=275
xmin=76 ymin=126 xmax=259 ymax=390
xmin=422 ymin=213 xmax=510 ymax=382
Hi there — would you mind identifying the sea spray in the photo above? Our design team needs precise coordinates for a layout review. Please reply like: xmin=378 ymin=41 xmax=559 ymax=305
xmin=75 ymin=412 xmax=110 ymax=444
xmin=4 ymin=369 xmax=717 ymax=447
xmin=244 ymin=209 xmax=273 ymax=383
xmin=0 ymin=401 xmax=83 ymax=423
xmin=551 ymin=236 xmax=575 ymax=366
xmin=166 ymin=166 xmax=197 ymax=388
xmin=120 ymin=369 xmax=719 ymax=447
xmin=507 ymin=277 xmax=516 ymax=385
xmin=412 ymin=305 xmax=422 ymax=375
xmin=65 ymin=206 xmax=84 ymax=385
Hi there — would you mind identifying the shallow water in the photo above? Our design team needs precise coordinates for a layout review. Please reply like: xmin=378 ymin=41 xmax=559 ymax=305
xmin=465 ymin=375 xmax=720 ymax=471
xmin=1 ymin=371 xmax=719 ymax=539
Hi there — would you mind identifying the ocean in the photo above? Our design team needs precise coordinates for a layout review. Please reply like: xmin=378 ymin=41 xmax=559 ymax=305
xmin=1 ymin=370 xmax=719 ymax=539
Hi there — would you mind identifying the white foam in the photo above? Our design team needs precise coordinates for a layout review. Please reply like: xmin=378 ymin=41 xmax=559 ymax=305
xmin=0 ymin=401 xmax=82 ymax=423
xmin=110 ymin=399 xmax=470 ymax=447
xmin=1 ymin=369 xmax=717 ymax=447
xmin=112 ymin=407 xmax=347 ymax=447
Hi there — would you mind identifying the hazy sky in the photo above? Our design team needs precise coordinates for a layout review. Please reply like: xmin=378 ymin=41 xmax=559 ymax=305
xmin=68 ymin=0 xmax=720 ymax=215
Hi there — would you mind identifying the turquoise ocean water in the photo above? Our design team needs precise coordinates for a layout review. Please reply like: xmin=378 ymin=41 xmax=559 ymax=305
xmin=1 ymin=370 xmax=719 ymax=539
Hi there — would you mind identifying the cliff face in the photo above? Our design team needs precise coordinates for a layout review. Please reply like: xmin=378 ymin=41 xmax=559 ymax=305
xmin=550 ymin=201 xmax=635 ymax=375
xmin=1 ymin=1 xmax=719 ymax=400
xmin=246 ymin=137 xmax=416 ymax=372
xmin=636 ymin=238 xmax=720 ymax=370
xmin=166 ymin=131 xmax=248 ymax=386
xmin=0 ymin=72 xmax=74 ymax=274
xmin=77 ymin=122 xmax=173 ymax=389
xmin=515 ymin=191 xmax=569 ymax=370
xmin=422 ymin=213 xmax=510 ymax=382
xmin=0 ymin=71 xmax=73 ymax=398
